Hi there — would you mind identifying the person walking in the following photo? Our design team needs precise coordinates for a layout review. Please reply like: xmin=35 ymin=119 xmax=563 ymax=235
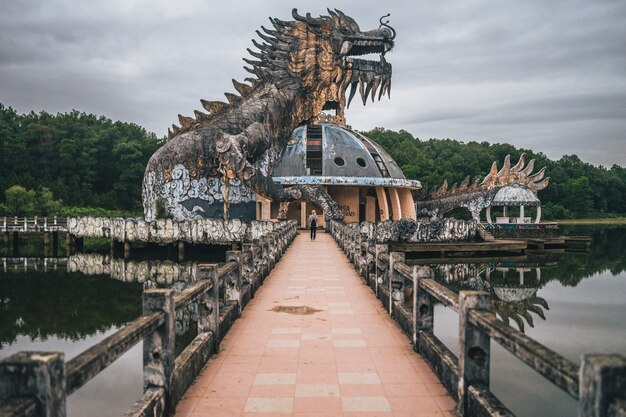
xmin=308 ymin=210 xmax=318 ymax=240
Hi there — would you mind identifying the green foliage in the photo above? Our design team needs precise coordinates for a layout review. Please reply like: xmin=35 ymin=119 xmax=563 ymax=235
xmin=0 ymin=103 xmax=163 ymax=212
xmin=154 ymin=197 xmax=171 ymax=219
xmin=5 ymin=185 xmax=33 ymax=216
xmin=56 ymin=206 xmax=139 ymax=218
xmin=360 ymin=127 xmax=626 ymax=219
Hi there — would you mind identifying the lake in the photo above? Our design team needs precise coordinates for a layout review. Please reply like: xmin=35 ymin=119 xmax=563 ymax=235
xmin=1 ymin=226 xmax=625 ymax=417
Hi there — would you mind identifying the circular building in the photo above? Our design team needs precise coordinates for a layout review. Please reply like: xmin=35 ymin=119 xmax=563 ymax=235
xmin=256 ymin=123 xmax=421 ymax=227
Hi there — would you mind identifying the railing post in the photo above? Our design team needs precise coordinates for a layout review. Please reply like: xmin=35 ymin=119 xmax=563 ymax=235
xmin=579 ymin=354 xmax=626 ymax=417
xmin=412 ymin=266 xmax=434 ymax=349
xmin=458 ymin=291 xmax=491 ymax=416
xmin=389 ymin=252 xmax=405 ymax=315
xmin=0 ymin=351 xmax=66 ymax=417
xmin=226 ymin=250 xmax=243 ymax=313
xmin=142 ymin=289 xmax=175 ymax=415
xmin=242 ymin=243 xmax=255 ymax=287
xmin=375 ymin=244 xmax=388 ymax=297
xmin=198 ymin=264 xmax=220 ymax=352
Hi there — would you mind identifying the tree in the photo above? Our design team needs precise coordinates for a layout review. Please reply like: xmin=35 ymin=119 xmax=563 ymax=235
xmin=5 ymin=185 xmax=34 ymax=216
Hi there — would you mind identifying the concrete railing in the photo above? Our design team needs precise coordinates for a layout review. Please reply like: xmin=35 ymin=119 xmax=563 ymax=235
xmin=0 ymin=220 xmax=297 ymax=417
xmin=329 ymin=220 xmax=626 ymax=417
xmin=1 ymin=216 xmax=68 ymax=233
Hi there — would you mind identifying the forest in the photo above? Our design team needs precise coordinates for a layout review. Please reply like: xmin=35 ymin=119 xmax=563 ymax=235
xmin=1 ymin=104 xmax=624 ymax=219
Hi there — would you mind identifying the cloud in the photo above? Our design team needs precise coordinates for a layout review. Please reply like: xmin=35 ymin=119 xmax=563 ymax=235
xmin=0 ymin=0 xmax=624 ymax=166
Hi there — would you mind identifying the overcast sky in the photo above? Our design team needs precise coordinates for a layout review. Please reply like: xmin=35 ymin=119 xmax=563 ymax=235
xmin=1 ymin=0 xmax=625 ymax=166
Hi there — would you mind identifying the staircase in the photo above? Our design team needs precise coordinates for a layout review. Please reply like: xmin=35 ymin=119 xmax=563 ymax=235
xmin=477 ymin=223 xmax=495 ymax=241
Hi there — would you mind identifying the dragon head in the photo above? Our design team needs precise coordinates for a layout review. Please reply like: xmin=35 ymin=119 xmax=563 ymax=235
xmin=247 ymin=8 xmax=395 ymax=124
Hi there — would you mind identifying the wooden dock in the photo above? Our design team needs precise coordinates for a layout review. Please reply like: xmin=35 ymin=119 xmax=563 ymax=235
xmin=389 ymin=239 xmax=528 ymax=258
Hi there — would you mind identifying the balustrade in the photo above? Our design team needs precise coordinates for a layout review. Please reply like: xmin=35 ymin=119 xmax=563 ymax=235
xmin=328 ymin=220 xmax=626 ymax=417
xmin=0 ymin=220 xmax=297 ymax=417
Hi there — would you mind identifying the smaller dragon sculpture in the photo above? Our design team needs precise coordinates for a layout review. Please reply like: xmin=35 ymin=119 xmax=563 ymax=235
xmin=415 ymin=154 xmax=550 ymax=221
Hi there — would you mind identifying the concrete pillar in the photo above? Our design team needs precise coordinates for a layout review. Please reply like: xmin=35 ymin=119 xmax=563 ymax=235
xmin=142 ymin=289 xmax=175 ymax=414
xmin=375 ymin=244 xmax=388 ymax=297
xmin=365 ymin=196 xmax=376 ymax=222
xmin=52 ymin=231 xmax=59 ymax=257
xmin=3 ymin=232 xmax=9 ymax=256
xmin=412 ymin=266 xmax=434 ymax=349
xmin=65 ymin=233 xmax=72 ymax=256
xmin=300 ymin=201 xmax=307 ymax=228
xmin=123 ymin=241 xmax=131 ymax=259
xmin=43 ymin=232 xmax=50 ymax=257
xmin=579 ymin=354 xmax=626 ymax=417
xmin=198 ymin=264 xmax=220 ymax=351
xmin=388 ymin=188 xmax=403 ymax=221
xmin=177 ymin=241 xmax=185 ymax=262
xmin=12 ymin=231 xmax=19 ymax=256
xmin=375 ymin=187 xmax=389 ymax=221
xmin=0 ymin=351 xmax=66 ymax=417
xmin=458 ymin=291 xmax=492 ymax=416
xmin=226 ymin=250 xmax=244 ymax=313
xmin=389 ymin=252 xmax=406 ymax=315
xmin=398 ymin=188 xmax=417 ymax=220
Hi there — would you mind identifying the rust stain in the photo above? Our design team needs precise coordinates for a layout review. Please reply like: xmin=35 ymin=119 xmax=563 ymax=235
xmin=269 ymin=305 xmax=323 ymax=315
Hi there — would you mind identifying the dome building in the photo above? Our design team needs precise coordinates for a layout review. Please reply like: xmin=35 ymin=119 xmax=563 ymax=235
xmin=256 ymin=123 xmax=421 ymax=227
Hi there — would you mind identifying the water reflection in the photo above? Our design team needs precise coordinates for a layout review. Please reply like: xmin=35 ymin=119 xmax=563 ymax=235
xmin=408 ymin=225 xmax=626 ymax=334
xmin=0 ymin=269 xmax=143 ymax=349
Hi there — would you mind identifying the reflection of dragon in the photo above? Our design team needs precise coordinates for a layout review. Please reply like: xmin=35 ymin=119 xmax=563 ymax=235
xmin=416 ymin=154 xmax=550 ymax=221
xmin=143 ymin=9 xmax=395 ymax=221
xmin=492 ymin=292 xmax=549 ymax=333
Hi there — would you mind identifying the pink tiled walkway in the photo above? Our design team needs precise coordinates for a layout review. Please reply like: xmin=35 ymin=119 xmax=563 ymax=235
xmin=175 ymin=232 xmax=456 ymax=417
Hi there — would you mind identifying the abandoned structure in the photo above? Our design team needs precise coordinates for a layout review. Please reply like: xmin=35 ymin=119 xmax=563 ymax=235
xmin=142 ymin=9 xmax=397 ymax=222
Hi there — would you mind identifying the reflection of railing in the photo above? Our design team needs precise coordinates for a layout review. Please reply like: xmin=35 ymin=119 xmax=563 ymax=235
xmin=330 ymin=220 xmax=626 ymax=417
xmin=0 ymin=221 xmax=297 ymax=417
xmin=2 ymin=257 xmax=68 ymax=272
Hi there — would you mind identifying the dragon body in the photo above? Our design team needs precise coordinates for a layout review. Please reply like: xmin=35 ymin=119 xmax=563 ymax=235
xmin=416 ymin=154 xmax=550 ymax=221
xmin=143 ymin=9 xmax=395 ymax=221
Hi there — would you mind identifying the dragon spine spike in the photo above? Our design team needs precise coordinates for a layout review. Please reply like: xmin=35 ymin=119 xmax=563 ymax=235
xmin=224 ymin=92 xmax=240 ymax=104
xmin=232 ymin=79 xmax=253 ymax=96
xmin=527 ymin=305 xmax=546 ymax=319
xmin=261 ymin=25 xmax=279 ymax=37
xmin=171 ymin=124 xmax=180 ymax=134
xmin=194 ymin=110 xmax=210 ymax=122
xmin=497 ymin=154 xmax=511 ymax=178
xmin=481 ymin=162 xmax=498 ymax=186
xmin=522 ymin=311 xmax=534 ymax=327
xmin=178 ymin=114 xmax=195 ymax=129
xmin=511 ymin=153 xmax=526 ymax=172
xmin=255 ymin=30 xmax=277 ymax=46
xmin=247 ymin=48 xmax=263 ymax=60
xmin=200 ymin=99 xmax=227 ymax=113
xmin=439 ymin=179 xmax=448 ymax=195
xmin=521 ymin=159 xmax=536 ymax=176
xmin=528 ymin=166 xmax=546 ymax=182
xmin=460 ymin=175 xmax=470 ymax=190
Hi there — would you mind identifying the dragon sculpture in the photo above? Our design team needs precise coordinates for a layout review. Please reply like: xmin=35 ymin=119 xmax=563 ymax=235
xmin=415 ymin=154 xmax=550 ymax=221
xmin=142 ymin=9 xmax=395 ymax=221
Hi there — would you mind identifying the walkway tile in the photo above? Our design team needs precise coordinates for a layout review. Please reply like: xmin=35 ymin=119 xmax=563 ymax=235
xmin=175 ymin=232 xmax=455 ymax=417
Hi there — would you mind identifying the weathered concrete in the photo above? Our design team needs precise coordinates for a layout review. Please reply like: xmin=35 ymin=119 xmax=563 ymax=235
xmin=0 ymin=352 xmax=66 ymax=417
xmin=458 ymin=291 xmax=492 ymax=416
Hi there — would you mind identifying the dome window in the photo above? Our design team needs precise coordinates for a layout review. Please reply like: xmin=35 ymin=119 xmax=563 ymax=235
xmin=356 ymin=157 xmax=367 ymax=168
xmin=334 ymin=157 xmax=345 ymax=167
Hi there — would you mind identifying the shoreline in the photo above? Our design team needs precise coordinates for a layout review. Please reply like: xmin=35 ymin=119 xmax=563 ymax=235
xmin=556 ymin=217 xmax=626 ymax=225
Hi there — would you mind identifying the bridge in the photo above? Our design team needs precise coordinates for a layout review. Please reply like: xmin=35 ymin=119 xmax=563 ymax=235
xmin=1 ymin=221 xmax=625 ymax=417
